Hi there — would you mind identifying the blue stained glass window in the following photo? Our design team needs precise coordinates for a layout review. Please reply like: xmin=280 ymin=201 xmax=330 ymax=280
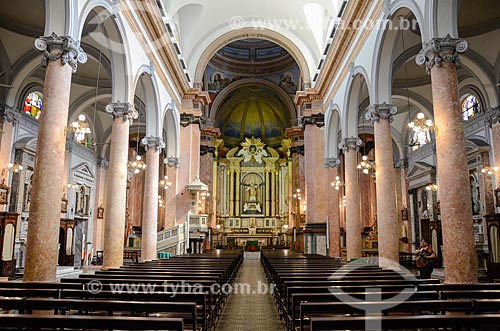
xmin=462 ymin=95 xmax=481 ymax=121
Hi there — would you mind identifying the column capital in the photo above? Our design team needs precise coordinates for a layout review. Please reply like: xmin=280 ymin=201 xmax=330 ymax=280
xmin=97 ymin=157 xmax=109 ymax=169
xmin=366 ymin=103 xmax=397 ymax=123
xmin=325 ymin=157 xmax=341 ymax=168
xmin=165 ymin=156 xmax=180 ymax=168
xmin=301 ymin=113 xmax=325 ymax=128
xmin=34 ymin=33 xmax=87 ymax=73
xmin=485 ymin=107 xmax=500 ymax=128
xmin=0 ymin=104 xmax=19 ymax=123
xmin=394 ymin=158 xmax=408 ymax=169
xmin=416 ymin=34 xmax=468 ymax=74
xmin=339 ymin=137 xmax=362 ymax=153
xmin=180 ymin=113 xmax=203 ymax=129
xmin=105 ymin=102 xmax=138 ymax=122
xmin=142 ymin=136 xmax=165 ymax=152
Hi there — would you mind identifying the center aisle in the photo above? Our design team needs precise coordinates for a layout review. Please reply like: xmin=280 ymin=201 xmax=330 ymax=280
xmin=215 ymin=258 xmax=284 ymax=331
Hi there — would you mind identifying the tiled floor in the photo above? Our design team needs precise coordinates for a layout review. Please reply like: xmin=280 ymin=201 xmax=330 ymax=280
xmin=215 ymin=259 xmax=284 ymax=331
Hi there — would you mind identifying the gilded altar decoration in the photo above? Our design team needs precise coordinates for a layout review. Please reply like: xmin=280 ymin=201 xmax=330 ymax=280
xmin=0 ymin=178 xmax=10 ymax=205
xmin=237 ymin=136 xmax=267 ymax=164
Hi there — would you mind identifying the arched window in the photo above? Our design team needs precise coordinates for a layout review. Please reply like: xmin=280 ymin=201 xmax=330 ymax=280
xmin=23 ymin=91 xmax=43 ymax=120
xmin=461 ymin=94 xmax=481 ymax=121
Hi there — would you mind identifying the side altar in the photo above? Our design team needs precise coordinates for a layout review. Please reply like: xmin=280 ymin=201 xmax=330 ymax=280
xmin=215 ymin=137 xmax=291 ymax=248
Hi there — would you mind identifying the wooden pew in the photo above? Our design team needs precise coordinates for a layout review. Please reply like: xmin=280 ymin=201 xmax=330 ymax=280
xmin=308 ymin=314 xmax=500 ymax=331
xmin=299 ymin=300 xmax=473 ymax=331
xmin=0 ymin=314 xmax=184 ymax=330
xmin=24 ymin=298 xmax=199 ymax=330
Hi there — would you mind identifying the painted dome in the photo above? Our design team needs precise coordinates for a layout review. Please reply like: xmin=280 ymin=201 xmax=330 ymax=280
xmin=216 ymin=85 xmax=291 ymax=148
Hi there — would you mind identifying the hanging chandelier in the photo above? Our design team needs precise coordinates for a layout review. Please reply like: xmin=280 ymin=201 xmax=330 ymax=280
xmin=7 ymin=163 xmax=24 ymax=173
xmin=331 ymin=176 xmax=345 ymax=190
xmin=158 ymin=195 xmax=165 ymax=208
xmin=408 ymin=112 xmax=433 ymax=133
xmin=357 ymin=155 xmax=375 ymax=175
xmin=159 ymin=175 xmax=173 ymax=189
xmin=481 ymin=166 xmax=499 ymax=176
xmin=71 ymin=114 xmax=92 ymax=143
xmin=128 ymin=155 xmax=146 ymax=174
xmin=425 ymin=183 xmax=438 ymax=191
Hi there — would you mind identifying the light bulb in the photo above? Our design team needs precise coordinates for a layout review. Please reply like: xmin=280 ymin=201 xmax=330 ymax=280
xmin=362 ymin=155 xmax=368 ymax=161
xmin=408 ymin=122 xmax=415 ymax=128
xmin=78 ymin=114 xmax=86 ymax=122
xmin=363 ymin=169 xmax=369 ymax=174
xmin=134 ymin=169 xmax=140 ymax=174
xmin=417 ymin=112 xmax=425 ymax=120
xmin=136 ymin=155 xmax=142 ymax=161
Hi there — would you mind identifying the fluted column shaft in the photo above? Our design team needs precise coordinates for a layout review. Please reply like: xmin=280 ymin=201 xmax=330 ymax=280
xmin=141 ymin=137 xmax=163 ymax=261
xmin=366 ymin=104 xmax=399 ymax=267
xmin=24 ymin=34 xmax=86 ymax=281
xmin=341 ymin=138 xmax=362 ymax=261
xmin=417 ymin=35 xmax=477 ymax=283
xmin=102 ymin=103 xmax=136 ymax=269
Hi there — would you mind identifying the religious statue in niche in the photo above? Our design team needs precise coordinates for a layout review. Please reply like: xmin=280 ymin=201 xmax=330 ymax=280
xmin=242 ymin=173 xmax=263 ymax=214
xmin=0 ymin=178 xmax=10 ymax=205
xmin=237 ymin=136 xmax=267 ymax=164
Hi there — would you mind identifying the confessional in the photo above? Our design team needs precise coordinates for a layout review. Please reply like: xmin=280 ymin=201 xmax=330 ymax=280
xmin=0 ymin=212 xmax=18 ymax=279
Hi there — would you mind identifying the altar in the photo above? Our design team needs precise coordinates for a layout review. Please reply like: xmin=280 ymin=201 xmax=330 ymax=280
xmin=215 ymin=137 xmax=291 ymax=248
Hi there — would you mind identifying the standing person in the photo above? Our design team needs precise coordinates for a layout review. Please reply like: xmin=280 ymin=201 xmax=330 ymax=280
xmin=414 ymin=238 xmax=437 ymax=279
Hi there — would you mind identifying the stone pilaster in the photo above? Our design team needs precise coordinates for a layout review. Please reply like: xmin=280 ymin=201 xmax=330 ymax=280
xmin=303 ymin=113 xmax=328 ymax=255
xmin=102 ymin=102 xmax=137 ymax=269
xmin=417 ymin=35 xmax=477 ymax=283
xmin=141 ymin=136 xmax=164 ymax=261
xmin=366 ymin=103 xmax=399 ymax=267
xmin=339 ymin=137 xmax=363 ymax=261
xmin=24 ymin=33 xmax=87 ymax=281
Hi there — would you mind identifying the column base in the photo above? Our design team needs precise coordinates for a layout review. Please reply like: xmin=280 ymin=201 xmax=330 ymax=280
xmin=303 ymin=223 xmax=327 ymax=255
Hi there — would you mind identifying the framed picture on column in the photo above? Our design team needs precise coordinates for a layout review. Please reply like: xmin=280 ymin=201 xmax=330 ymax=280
xmin=401 ymin=208 xmax=408 ymax=221
xmin=97 ymin=207 xmax=104 ymax=219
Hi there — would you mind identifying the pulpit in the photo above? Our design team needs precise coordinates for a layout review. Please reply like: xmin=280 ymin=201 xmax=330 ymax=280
xmin=0 ymin=212 xmax=19 ymax=279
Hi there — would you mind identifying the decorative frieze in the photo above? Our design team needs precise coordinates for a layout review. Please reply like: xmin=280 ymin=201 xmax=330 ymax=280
xmin=365 ymin=103 xmax=397 ymax=123
xmin=394 ymin=158 xmax=408 ymax=169
xmin=97 ymin=157 xmax=109 ymax=169
xmin=416 ymin=34 xmax=468 ymax=74
xmin=34 ymin=33 xmax=87 ymax=73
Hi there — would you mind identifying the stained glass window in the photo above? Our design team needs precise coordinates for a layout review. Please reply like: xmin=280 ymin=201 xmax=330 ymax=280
xmin=23 ymin=92 xmax=43 ymax=120
xmin=461 ymin=94 xmax=480 ymax=121
xmin=411 ymin=127 xmax=431 ymax=151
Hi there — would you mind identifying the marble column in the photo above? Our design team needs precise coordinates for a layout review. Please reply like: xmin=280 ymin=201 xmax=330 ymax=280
xmin=417 ymin=35 xmax=477 ymax=283
xmin=265 ymin=171 xmax=270 ymax=216
xmin=271 ymin=170 xmax=276 ymax=216
xmin=141 ymin=137 xmax=163 ymax=261
xmin=340 ymin=137 xmax=362 ymax=261
xmin=102 ymin=102 xmax=137 ymax=270
xmin=24 ymin=34 xmax=87 ymax=281
xmin=366 ymin=104 xmax=400 ymax=267
xmin=326 ymin=158 xmax=341 ymax=257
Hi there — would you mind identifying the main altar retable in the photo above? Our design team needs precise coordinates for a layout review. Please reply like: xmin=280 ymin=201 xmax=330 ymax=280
xmin=215 ymin=137 xmax=291 ymax=248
